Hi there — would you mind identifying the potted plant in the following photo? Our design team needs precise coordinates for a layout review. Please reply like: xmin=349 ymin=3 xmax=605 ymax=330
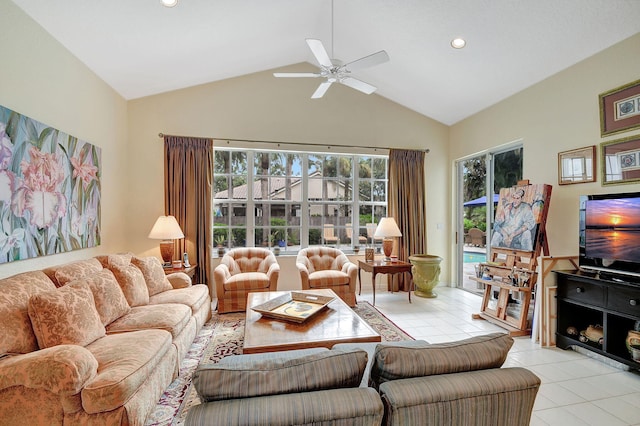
xmin=269 ymin=231 xmax=283 ymax=256
xmin=215 ymin=235 xmax=226 ymax=257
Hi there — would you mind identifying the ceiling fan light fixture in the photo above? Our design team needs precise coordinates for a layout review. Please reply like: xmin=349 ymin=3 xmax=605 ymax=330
xmin=451 ymin=38 xmax=466 ymax=49
xmin=161 ymin=0 xmax=178 ymax=8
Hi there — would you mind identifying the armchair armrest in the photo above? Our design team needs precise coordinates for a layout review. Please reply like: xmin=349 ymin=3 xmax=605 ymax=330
xmin=0 ymin=345 xmax=98 ymax=395
xmin=166 ymin=272 xmax=192 ymax=288
xmin=296 ymin=261 xmax=310 ymax=288
xmin=266 ymin=262 xmax=280 ymax=291
xmin=214 ymin=263 xmax=232 ymax=295
xmin=341 ymin=260 xmax=358 ymax=291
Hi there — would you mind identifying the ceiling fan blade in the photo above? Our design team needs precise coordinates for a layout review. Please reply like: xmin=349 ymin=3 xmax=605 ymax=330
xmin=344 ymin=50 xmax=389 ymax=71
xmin=273 ymin=72 xmax=320 ymax=78
xmin=340 ymin=77 xmax=376 ymax=95
xmin=311 ymin=81 xmax=332 ymax=99
xmin=306 ymin=39 xmax=333 ymax=68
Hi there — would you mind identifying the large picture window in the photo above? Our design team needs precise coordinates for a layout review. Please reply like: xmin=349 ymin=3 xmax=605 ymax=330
xmin=213 ymin=148 xmax=388 ymax=253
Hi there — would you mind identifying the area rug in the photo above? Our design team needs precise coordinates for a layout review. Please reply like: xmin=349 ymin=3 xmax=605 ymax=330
xmin=145 ymin=301 xmax=412 ymax=426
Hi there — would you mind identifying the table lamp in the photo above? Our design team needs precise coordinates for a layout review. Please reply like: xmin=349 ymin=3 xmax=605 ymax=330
xmin=374 ymin=217 xmax=402 ymax=261
xmin=148 ymin=215 xmax=185 ymax=267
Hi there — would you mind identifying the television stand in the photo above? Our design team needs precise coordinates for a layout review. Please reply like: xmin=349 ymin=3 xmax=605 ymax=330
xmin=554 ymin=269 xmax=640 ymax=370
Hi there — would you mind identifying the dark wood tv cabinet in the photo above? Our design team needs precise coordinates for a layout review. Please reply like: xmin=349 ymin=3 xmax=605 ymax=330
xmin=555 ymin=270 xmax=640 ymax=370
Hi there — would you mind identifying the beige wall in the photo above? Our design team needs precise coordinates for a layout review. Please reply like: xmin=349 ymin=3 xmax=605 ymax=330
xmin=449 ymin=33 xmax=640 ymax=285
xmin=0 ymin=0 xmax=129 ymax=278
xmin=127 ymin=64 xmax=451 ymax=282
xmin=5 ymin=0 xmax=637 ymax=290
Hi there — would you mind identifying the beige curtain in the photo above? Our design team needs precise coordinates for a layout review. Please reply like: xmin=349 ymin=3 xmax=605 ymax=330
xmin=164 ymin=136 xmax=214 ymax=287
xmin=388 ymin=149 xmax=427 ymax=291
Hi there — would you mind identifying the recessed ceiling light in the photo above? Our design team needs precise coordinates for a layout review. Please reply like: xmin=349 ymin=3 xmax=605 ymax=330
xmin=161 ymin=0 xmax=178 ymax=7
xmin=451 ymin=38 xmax=466 ymax=49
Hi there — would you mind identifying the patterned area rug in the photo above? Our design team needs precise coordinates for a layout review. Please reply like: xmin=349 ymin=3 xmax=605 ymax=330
xmin=145 ymin=300 xmax=412 ymax=426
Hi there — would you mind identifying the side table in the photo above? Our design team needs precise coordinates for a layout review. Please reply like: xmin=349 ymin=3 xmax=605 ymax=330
xmin=358 ymin=260 xmax=413 ymax=306
xmin=164 ymin=264 xmax=197 ymax=279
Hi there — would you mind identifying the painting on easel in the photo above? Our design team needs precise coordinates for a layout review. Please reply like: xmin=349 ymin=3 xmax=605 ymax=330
xmin=490 ymin=184 xmax=549 ymax=252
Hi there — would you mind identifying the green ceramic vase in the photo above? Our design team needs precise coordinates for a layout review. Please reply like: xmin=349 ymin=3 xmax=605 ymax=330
xmin=409 ymin=254 xmax=443 ymax=298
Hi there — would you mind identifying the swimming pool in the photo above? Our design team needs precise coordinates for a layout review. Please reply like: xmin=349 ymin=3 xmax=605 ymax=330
xmin=463 ymin=252 xmax=486 ymax=263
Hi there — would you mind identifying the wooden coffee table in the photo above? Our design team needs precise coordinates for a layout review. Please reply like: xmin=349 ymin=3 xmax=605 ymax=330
xmin=243 ymin=289 xmax=381 ymax=354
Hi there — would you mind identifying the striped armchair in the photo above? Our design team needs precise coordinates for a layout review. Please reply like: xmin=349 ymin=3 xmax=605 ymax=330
xmin=214 ymin=248 xmax=280 ymax=313
xmin=296 ymin=247 xmax=357 ymax=307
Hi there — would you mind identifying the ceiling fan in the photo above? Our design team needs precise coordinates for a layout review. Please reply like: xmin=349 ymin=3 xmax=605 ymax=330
xmin=273 ymin=0 xmax=389 ymax=99
xmin=274 ymin=39 xmax=389 ymax=99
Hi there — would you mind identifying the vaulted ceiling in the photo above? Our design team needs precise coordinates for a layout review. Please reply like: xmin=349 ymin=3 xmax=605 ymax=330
xmin=11 ymin=0 xmax=640 ymax=125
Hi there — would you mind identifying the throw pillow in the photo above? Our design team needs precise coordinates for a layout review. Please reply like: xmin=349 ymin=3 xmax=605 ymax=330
xmin=110 ymin=263 xmax=149 ymax=307
xmin=193 ymin=348 xmax=368 ymax=402
xmin=131 ymin=256 xmax=172 ymax=296
xmin=68 ymin=270 xmax=131 ymax=326
xmin=0 ymin=271 xmax=57 ymax=355
xmin=369 ymin=332 xmax=513 ymax=389
xmin=28 ymin=281 xmax=106 ymax=349
xmin=53 ymin=258 xmax=104 ymax=287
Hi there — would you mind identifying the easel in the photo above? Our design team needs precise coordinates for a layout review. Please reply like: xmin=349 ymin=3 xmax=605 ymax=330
xmin=471 ymin=180 xmax=552 ymax=336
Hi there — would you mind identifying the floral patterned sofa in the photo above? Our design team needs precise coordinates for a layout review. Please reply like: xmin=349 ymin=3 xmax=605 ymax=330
xmin=0 ymin=253 xmax=211 ymax=425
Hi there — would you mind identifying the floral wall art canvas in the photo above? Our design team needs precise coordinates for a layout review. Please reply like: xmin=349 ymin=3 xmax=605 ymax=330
xmin=0 ymin=104 xmax=101 ymax=263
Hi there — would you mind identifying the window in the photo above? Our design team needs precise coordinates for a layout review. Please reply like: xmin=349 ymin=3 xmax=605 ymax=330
xmin=213 ymin=148 xmax=388 ymax=253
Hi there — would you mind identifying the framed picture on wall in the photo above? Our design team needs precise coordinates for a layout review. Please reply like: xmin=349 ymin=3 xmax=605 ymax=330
xmin=599 ymin=79 xmax=640 ymax=137
xmin=601 ymin=135 xmax=640 ymax=185
xmin=558 ymin=146 xmax=596 ymax=185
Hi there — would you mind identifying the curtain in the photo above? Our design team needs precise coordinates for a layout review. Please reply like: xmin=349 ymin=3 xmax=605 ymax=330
xmin=164 ymin=135 xmax=214 ymax=287
xmin=388 ymin=149 xmax=427 ymax=291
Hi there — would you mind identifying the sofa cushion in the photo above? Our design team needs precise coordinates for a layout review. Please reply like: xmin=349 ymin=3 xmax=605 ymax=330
xmin=224 ymin=272 xmax=271 ymax=290
xmin=148 ymin=285 xmax=209 ymax=315
xmin=131 ymin=256 xmax=173 ymax=296
xmin=193 ymin=348 xmax=368 ymax=402
xmin=82 ymin=329 xmax=173 ymax=414
xmin=67 ymin=270 xmax=130 ymax=326
xmin=28 ymin=281 xmax=106 ymax=349
xmin=369 ymin=333 xmax=513 ymax=389
xmin=106 ymin=303 xmax=191 ymax=339
xmin=50 ymin=258 xmax=104 ymax=287
xmin=308 ymin=270 xmax=351 ymax=287
xmin=333 ymin=340 xmax=427 ymax=387
xmin=0 ymin=271 xmax=57 ymax=355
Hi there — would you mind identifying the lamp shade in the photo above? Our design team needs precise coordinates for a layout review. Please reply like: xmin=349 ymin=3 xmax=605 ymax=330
xmin=148 ymin=216 xmax=184 ymax=240
xmin=374 ymin=217 xmax=402 ymax=238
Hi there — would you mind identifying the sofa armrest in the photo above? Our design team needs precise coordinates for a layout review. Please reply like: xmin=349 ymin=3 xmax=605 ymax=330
xmin=185 ymin=388 xmax=383 ymax=426
xmin=378 ymin=367 xmax=540 ymax=426
xmin=0 ymin=345 xmax=98 ymax=395
xmin=166 ymin=272 xmax=192 ymax=288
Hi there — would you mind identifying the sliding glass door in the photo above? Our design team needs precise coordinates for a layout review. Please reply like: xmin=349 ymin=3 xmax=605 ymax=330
xmin=456 ymin=145 xmax=523 ymax=294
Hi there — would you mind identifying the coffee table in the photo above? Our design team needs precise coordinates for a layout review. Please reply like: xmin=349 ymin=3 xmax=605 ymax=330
xmin=243 ymin=289 xmax=381 ymax=354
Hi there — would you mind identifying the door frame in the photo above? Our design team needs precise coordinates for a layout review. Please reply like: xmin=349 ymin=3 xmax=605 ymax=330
xmin=454 ymin=140 xmax=523 ymax=290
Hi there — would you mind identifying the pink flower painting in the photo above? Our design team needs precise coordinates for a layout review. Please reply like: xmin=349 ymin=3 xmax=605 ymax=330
xmin=0 ymin=105 xmax=101 ymax=263
xmin=12 ymin=147 xmax=67 ymax=229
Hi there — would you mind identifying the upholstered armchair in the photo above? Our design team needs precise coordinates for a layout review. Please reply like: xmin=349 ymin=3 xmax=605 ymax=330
xmin=214 ymin=248 xmax=280 ymax=313
xmin=296 ymin=247 xmax=357 ymax=307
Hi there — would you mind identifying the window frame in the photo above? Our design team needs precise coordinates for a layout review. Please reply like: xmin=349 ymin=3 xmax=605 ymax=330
xmin=213 ymin=148 xmax=389 ymax=254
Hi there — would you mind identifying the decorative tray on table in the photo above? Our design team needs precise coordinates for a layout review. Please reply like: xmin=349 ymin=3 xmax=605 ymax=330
xmin=251 ymin=292 xmax=335 ymax=323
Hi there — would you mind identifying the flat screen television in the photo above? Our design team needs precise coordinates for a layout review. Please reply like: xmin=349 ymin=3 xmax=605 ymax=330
xmin=579 ymin=192 xmax=640 ymax=278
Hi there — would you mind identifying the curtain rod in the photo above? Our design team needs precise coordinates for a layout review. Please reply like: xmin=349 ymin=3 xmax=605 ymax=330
xmin=158 ymin=133 xmax=430 ymax=154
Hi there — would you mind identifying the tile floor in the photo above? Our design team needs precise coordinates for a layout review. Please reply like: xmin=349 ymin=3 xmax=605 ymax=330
xmin=356 ymin=284 xmax=640 ymax=426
